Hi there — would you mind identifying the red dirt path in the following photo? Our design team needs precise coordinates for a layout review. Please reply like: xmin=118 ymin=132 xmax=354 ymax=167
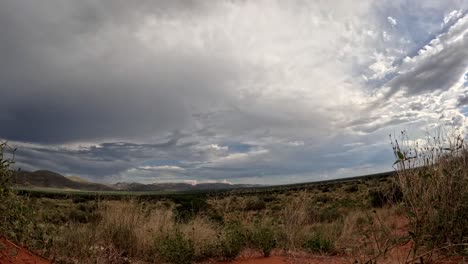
xmin=0 ymin=238 xmax=50 ymax=264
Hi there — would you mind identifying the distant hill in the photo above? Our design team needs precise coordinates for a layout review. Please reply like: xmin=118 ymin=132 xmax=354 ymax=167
xmin=66 ymin=175 xmax=90 ymax=183
xmin=112 ymin=181 xmax=260 ymax=192
xmin=13 ymin=170 xmax=115 ymax=191
xmin=12 ymin=170 xmax=262 ymax=192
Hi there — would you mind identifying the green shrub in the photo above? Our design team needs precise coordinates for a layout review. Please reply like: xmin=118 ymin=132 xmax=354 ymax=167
xmin=0 ymin=191 xmax=34 ymax=242
xmin=345 ymin=184 xmax=359 ymax=193
xmin=244 ymin=197 xmax=266 ymax=211
xmin=220 ymin=221 xmax=246 ymax=260
xmin=173 ymin=196 xmax=209 ymax=223
xmin=316 ymin=195 xmax=330 ymax=203
xmin=368 ymin=189 xmax=385 ymax=208
xmin=69 ymin=209 xmax=90 ymax=223
xmin=303 ymin=233 xmax=334 ymax=254
xmin=262 ymin=195 xmax=277 ymax=203
xmin=368 ymin=184 xmax=402 ymax=208
xmin=0 ymin=142 xmax=36 ymax=243
xmin=251 ymin=220 xmax=276 ymax=257
xmin=158 ymin=229 xmax=195 ymax=264
xmin=317 ymin=207 xmax=342 ymax=223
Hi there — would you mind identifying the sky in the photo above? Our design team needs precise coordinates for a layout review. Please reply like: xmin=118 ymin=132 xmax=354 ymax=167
xmin=1 ymin=0 xmax=467 ymax=185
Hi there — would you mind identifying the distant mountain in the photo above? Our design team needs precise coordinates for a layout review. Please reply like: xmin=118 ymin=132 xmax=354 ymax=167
xmin=13 ymin=170 xmax=115 ymax=191
xmin=12 ymin=170 xmax=262 ymax=192
xmin=112 ymin=182 xmax=260 ymax=192
xmin=66 ymin=175 xmax=90 ymax=183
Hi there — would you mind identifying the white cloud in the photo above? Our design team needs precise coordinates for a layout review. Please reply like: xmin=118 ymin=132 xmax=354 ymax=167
xmin=368 ymin=52 xmax=396 ymax=79
xmin=444 ymin=10 xmax=463 ymax=24
xmin=287 ymin=141 xmax=305 ymax=147
xmin=138 ymin=165 xmax=185 ymax=171
xmin=387 ymin=16 xmax=397 ymax=26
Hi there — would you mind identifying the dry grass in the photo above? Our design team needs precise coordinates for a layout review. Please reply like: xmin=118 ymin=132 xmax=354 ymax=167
xmin=180 ymin=215 xmax=220 ymax=258
xmin=280 ymin=192 xmax=311 ymax=249
xmin=392 ymin=131 xmax=468 ymax=262
xmin=99 ymin=201 xmax=175 ymax=257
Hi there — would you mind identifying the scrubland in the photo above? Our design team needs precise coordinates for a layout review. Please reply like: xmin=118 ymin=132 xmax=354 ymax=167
xmin=1 ymin=132 xmax=468 ymax=263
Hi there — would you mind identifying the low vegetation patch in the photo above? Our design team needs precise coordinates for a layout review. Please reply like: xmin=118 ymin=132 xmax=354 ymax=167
xmin=303 ymin=232 xmax=335 ymax=254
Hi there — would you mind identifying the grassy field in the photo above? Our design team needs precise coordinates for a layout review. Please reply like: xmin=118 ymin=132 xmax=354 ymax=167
xmin=3 ymin=171 xmax=402 ymax=263
xmin=2 ymin=134 xmax=468 ymax=263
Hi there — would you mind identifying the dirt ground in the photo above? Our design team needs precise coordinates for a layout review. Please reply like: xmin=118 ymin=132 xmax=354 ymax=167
xmin=217 ymin=255 xmax=347 ymax=264
xmin=0 ymin=237 xmax=50 ymax=264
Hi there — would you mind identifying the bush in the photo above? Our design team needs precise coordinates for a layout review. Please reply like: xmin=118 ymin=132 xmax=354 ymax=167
xmin=52 ymin=224 xmax=98 ymax=260
xmin=303 ymin=233 xmax=334 ymax=254
xmin=345 ymin=185 xmax=359 ymax=193
xmin=316 ymin=207 xmax=342 ymax=223
xmin=392 ymin=132 xmax=468 ymax=257
xmin=244 ymin=196 xmax=266 ymax=211
xmin=69 ymin=209 xmax=87 ymax=223
xmin=158 ymin=229 xmax=195 ymax=264
xmin=368 ymin=184 xmax=402 ymax=208
xmin=251 ymin=220 xmax=276 ymax=257
xmin=368 ymin=189 xmax=386 ymax=208
xmin=220 ymin=221 xmax=246 ymax=260
xmin=109 ymin=224 xmax=139 ymax=256
xmin=173 ymin=196 xmax=209 ymax=223
xmin=0 ymin=142 xmax=35 ymax=243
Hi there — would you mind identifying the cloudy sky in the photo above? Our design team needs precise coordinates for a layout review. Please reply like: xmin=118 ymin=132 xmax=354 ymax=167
xmin=1 ymin=0 xmax=467 ymax=185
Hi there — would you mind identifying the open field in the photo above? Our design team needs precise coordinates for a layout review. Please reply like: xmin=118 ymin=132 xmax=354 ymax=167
xmin=2 ymin=170 xmax=408 ymax=264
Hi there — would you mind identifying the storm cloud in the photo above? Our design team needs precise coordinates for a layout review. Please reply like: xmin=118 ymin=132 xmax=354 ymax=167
xmin=1 ymin=0 xmax=467 ymax=184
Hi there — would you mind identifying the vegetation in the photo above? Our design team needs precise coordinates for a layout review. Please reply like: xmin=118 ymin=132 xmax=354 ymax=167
xmin=392 ymin=131 xmax=468 ymax=260
xmin=0 ymin=141 xmax=34 ymax=243
xmin=250 ymin=219 xmax=276 ymax=257
xmin=303 ymin=232 xmax=334 ymax=254
xmin=2 ymin=131 xmax=468 ymax=263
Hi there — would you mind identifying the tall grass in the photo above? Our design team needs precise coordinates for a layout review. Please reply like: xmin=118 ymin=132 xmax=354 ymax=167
xmin=280 ymin=192 xmax=310 ymax=249
xmin=391 ymin=131 xmax=468 ymax=261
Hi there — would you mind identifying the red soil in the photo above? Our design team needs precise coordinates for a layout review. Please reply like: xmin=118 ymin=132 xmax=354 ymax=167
xmin=0 ymin=238 xmax=50 ymax=264
xmin=218 ymin=255 xmax=347 ymax=264
xmin=214 ymin=249 xmax=347 ymax=264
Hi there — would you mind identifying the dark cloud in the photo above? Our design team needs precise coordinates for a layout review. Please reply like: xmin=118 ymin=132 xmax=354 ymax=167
xmin=0 ymin=0 xmax=237 ymax=144
xmin=457 ymin=93 xmax=468 ymax=107
xmin=13 ymin=132 xmax=188 ymax=178
xmin=388 ymin=39 xmax=468 ymax=96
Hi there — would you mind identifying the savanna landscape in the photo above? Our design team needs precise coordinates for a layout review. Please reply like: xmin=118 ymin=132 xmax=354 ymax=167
xmin=2 ymin=133 xmax=468 ymax=264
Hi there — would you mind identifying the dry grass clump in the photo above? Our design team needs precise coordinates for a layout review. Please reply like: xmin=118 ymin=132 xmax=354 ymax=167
xmin=279 ymin=192 xmax=311 ymax=249
xmin=338 ymin=207 xmax=409 ymax=263
xmin=392 ymin=131 xmax=468 ymax=261
xmin=180 ymin=215 xmax=220 ymax=259
xmin=50 ymin=200 xmax=177 ymax=263
xmin=100 ymin=201 xmax=177 ymax=258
